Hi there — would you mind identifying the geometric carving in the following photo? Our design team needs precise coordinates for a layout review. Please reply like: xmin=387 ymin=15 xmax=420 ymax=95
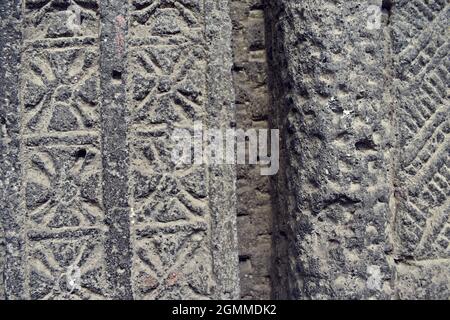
xmin=394 ymin=0 xmax=450 ymax=260
xmin=129 ymin=44 xmax=206 ymax=126
xmin=128 ymin=0 xmax=216 ymax=299
xmin=7 ymin=0 xmax=105 ymax=300
xmin=24 ymin=145 xmax=103 ymax=229
xmin=2 ymin=0 xmax=238 ymax=300
xmin=23 ymin=0 xmax=99 ymax=40
xmin=22 ymin=47 xmax=99 ymax=134
xmin=129 ymin=0 xmax=204 ymax=39
xmin=28 ymin=234 xmax=105 ymax=300
xmin=133 ymin=224 xmax=213 ymax=299
xmin=131 ymin=136 xmax=208 ymax=224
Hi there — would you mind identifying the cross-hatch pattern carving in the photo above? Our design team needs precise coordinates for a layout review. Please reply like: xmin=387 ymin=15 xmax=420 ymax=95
xmin=129 ymin=44 xmax=206 ymax=125
xmin=131 ymin=136 xmax=208 ymax=223
xmin=22 ymin=48 xmax=99 ymax=134
xmin=394 ymin=0 xmax=450 ymax=259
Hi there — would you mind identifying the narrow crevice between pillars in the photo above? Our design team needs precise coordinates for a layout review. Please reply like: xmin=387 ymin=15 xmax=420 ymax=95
xmin=230 ymin=0 xmax=274 ymax=300
xmin=99 ymin=1 xmax=133 ymax=299
xmin=263 ymin=0 xmax=291 ymax=300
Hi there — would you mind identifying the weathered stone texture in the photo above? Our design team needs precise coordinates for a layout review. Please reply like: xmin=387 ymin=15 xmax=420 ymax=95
xmin=1 ymin=0 xmax=25 ymax=300
xmin=231 ymin=0 xmax=273 ymax=300
xmin=265 ymin=0 xmax=449 ymax=299
xmin=266 ymin=0 xmax=394 ymax=299
xmin=391 ymin=0 xmax=449 ymax=299
xmin=0 ymin=0 xmax=239 ymax=300
xmin=1 ymin=0 xmax=449 ymax=300
xmin=128 ymin=0 xmax=239 ymax=299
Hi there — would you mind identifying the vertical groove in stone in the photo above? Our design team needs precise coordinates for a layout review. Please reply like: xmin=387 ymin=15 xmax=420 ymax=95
xmin=8 ymin=0 xmax=106 ymax=300
xmin=100 ymin=0 xmax=132 ymax=299
xmin=0 ymin=0 xmax=25 ymax=300
xmin=205 ymin=0 xmax=240 ymax=299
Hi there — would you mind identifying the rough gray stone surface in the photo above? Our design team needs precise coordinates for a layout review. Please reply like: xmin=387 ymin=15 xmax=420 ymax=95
xmin=266 ymin=0 xmax=394 ymax=299
xmin=391 ymin=0 xmax=449 ymax=300
xmin=265 ymin=0 xmax=449 ymax=299
xmin=0 ymin=0 xmax=239 ymax=300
